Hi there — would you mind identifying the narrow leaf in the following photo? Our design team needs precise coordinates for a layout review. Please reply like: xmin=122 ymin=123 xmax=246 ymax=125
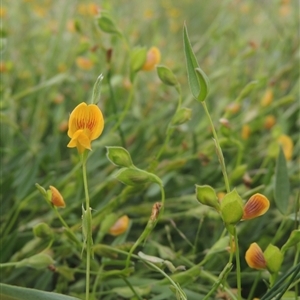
xmin=274 ymin=147 xmax=290 ymax=215
xmin=195 ymin=67 xmax=210 ymax=102
xmin=183 ymin=24 xmax=200 ymax=99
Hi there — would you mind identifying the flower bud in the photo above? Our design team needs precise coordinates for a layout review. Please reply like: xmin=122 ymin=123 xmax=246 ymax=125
xmin=33 ymin=223 xmax=54 ymax=240
xmin=142 ymin=47 xmax=161 ymax=71
xmin=49 ymin=186 xmax=65 ymax=207
xmin=242 ymin=193 xmax=270 ymax=220
xmin=156 ymin=65 xmax=178 ymax=86
xmin=264 ymin=244 xmax=283 ymax=273
xmin=106 ymin=146 xmax=134 ymax=168
xmin=109 ymin=215 xmax=130 ymax=236
xmin=245 ymin=243 xmax=267 ymax=270
xmin=195 ymin=184 xmax=220 ymax=211
xmin=220 ymin=189 xmax=244 ymax=225
xmin=97 ymin=13 xmax=121 ymax=36
xmin=17 ymin=253 xmax=55 ymax=270
xmin=115 ymin=168 xmax=161 ymax=186
xmin=281 ymin=229 xmax=300 ymax=253
xmin=260 ymin=88 xmax=273 ymax=107
xmin=171 ymin=107 xmax=192 ymax=126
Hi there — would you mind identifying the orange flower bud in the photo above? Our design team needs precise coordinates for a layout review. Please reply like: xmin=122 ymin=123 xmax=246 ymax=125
xmin=76 ymin=57 xmax=94 ymax=70
xmin=142 ymin=47 xmax=161 ymax=71
xmin=264 ymin=115 xmax=276 ymax=129
xmin=241 ymin=124 xmax=251 ymax=140
xmin=260 ymin=88 xmax=273 ymax=107
xmin=109 ymin=215 xmax=129 ymax=236
xmin=242 ymin=193 xmax=270 ymax=220
xmin=49 ymin=186 xmax=65 ymax=207
xmin=245 ymin=243 xmax=267 ymax=270
xmin=225 ymin=103 xmax=241 ymax=114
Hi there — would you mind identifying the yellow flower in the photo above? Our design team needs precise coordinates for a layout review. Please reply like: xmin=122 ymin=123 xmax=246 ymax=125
xmin=278 ymin=134 xmax=293 ymax=161
xmin=260 ymin=88 xmax=273 ymax=107
xmin=76 ymin=57 xmax=94 ymax=70
xmin=142 ymin=47 xmax=161 ymax=71
xmin=67 ymin=102 xmax=104 ymax=153
xmin=241 ymin=124 xmax=251 ymax=140
xmin=264 ymin=115 xmax=276 ymax=130
xmin=49 ymin=186 xmax=65 ymax=207
xmin=109 ymin=215 xmax=129 ymax=236
xmin=245 ymin=243 xmax=267 ymax=270
xmin=242 ymin=193 xmax=270 ymax=220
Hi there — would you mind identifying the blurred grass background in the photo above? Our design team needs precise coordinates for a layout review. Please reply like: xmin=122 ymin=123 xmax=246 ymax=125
xmin=0 ymin=0 xmax=299 ymax=299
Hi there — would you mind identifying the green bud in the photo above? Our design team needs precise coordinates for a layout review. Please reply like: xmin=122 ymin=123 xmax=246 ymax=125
xmin=35 ymin=183 xmax=47 ymax=198
xmin=195 ymin=184 xmax=220 ymax=210
xmin=171 ymin=107 xmax=192 ymax=126
xmin=97 ymin=13 xmax=121 ymax=36
xmin=106 ymin=146 xmax=134 ymax=168
xmin=156 ymin=65 xmax=178 ymax=86
xmin=220 ymin=189 xmax=244 ymax=225
xmin=229 ymin=164 xmax=247 ymax=184
xmin=264 ymin=244 xmax=284 ymax=273
xmin=281 ymin=229 xmax=300 ymax=253
xmin=115 ymin=168 xmax=162 ymax=186
xmin=33 ymin=223 xmax=54 ymax=240
xmin=130 ymin=47 xmax=147 ymax=81
xmin=17 ymin=253 xmax=55 ymax=269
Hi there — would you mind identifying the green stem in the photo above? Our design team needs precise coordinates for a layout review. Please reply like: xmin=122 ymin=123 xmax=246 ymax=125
xmin=247 ymin=271 xmax=261 ymax=300
xmin=82 ymin=158 xmax=92 ymax=300
xmin=0 ymin=262 xmax=19 ymax=268
xmin=234 ymin=227 xmax=242 ymax=300
xmin=107 ymin=68 xmax=126 ymax=147
xmin=111 ymin=78 xmax=136 ymax=133
xmin=201 ymin=101 xmax=230 ymax=193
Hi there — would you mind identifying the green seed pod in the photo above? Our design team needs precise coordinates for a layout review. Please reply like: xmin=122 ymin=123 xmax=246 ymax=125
xmin=156 ymin=65 xmax=178 ymax=86
xmin=115 ymin=168 xmax=161 ymax=186
xmin=33 ymin=223 xmax=54 ymax=240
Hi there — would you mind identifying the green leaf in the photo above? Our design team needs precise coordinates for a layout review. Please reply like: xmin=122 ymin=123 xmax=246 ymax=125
xmin=97 ymin=13 xmax=122 ymax=37
xmin=106 ymin=146 xmax=134 ymax=168
xmin=183 ymin=24 xmax=200 ymax=99
xmin=0 ymin=283 xmax=80 ymax=300
xmin=195 ymin=67 xmax=210 ymax=102
xmin=183 ymin=24 xmax=210 ymax=102
xmin=274 ymin=147 xmax=290 ymax=215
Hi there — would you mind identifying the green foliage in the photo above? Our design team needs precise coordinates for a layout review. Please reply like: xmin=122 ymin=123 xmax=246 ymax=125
xmin=1 ymin=0 xmax=299 ymax=299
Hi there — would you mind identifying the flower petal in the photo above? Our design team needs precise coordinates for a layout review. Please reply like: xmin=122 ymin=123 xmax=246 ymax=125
xmin=142 ymin=47 xmax=161 ymax=71
xmin=109 ymin=215 xmax=129 ymax=236
xmin=68 ymin=102 xmax=88 ymax=138
xmin=87 ymin=104 xmax=104 ymax=140
xmin=245 ymin=243 xmax=267 ymax=270
xmin=242 ymin=193 xmax=270 ymax=220
xmin=49 ymin=186 xmax=65 ymax=207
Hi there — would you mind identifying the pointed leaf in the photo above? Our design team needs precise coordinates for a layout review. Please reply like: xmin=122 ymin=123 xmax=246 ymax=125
xmin=195 ymin=67 xmax=210 ymax=102
xmin=274 ymin=147 xmax=290 ymax=215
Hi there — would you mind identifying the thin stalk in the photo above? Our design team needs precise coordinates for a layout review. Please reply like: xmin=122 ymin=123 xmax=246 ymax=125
xmin=111 ymin=78 xmax=136 ymax=133
xmin=201 ymin=101 xmax=230 ymax=193
xmin=82 ymin=159 xmax=92 ymax=300
xmin=234 ymin=228 xmax=242 ymax=300
xmin=247 ymin=271 xmax=261 ymax=300
xmin=107 ymin=68 xmax=126 ymax=147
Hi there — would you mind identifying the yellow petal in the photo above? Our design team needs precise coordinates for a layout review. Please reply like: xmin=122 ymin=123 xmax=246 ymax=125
xmin=245 ymin=243 xmax=267 ymax=270
xmin=278 ymin=134 xmax=293 ymax=161
xmin=67 ymin=102 xmax=104 ymax=147
xmin=242 ymin=193 xmax=270 ymax=220
xmin=49 ymin=186 xmax=65 ymax=207
xmin=109 ymin=215 xmax=129 ymax=236
xmin=142 ymin=47 xmax=161 ymax=71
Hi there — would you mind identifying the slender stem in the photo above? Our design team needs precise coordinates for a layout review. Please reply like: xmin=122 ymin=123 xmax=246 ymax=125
xmin=247 ymin=271 xmax=261 ymax=300
xmin=82 ymin=159 xmax=91 ymax=300
xmin=111 ymin=78 xmax=136 ymax=133
xmin=0 ymin=262 xmax=19 ymax=268
xmin=107 ymin=68 xmax=126 ymax=147
xmin=201 ymin=101 xmax=230 ymax=193
xmin=234 ymin=227 xmax=242 ymax=300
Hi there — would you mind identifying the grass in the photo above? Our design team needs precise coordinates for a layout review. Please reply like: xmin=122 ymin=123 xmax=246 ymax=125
xmin=1 ymin=0 xmax=299 ymax=299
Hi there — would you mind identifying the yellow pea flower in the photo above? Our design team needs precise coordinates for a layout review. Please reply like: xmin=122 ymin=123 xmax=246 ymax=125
xmin=241 ymin=124 xmax=251 ymax=140
xmin=67 ymin=102 xmax=104 ymax=153
xmin=76 ymin=57 xmax=94 ymax=71
xmin=245 ymin=243 xmax=267 ymax=270
xmin=278 ymin=134 xmax=293 ymax=161
xmin=260 ymin=88 xmax=273 ymax=107
xmin=264 ymin=115 xmax=276 ymax=129
xmin=109 ymin=215 xmax=129 ymax=236
xmin=142 ymin=47 xmax=161 ymax=71
xmin=49 ymin=186 xmax=65 ymax=207
xmin=242 ymin=193 xmax=270 ymax=220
